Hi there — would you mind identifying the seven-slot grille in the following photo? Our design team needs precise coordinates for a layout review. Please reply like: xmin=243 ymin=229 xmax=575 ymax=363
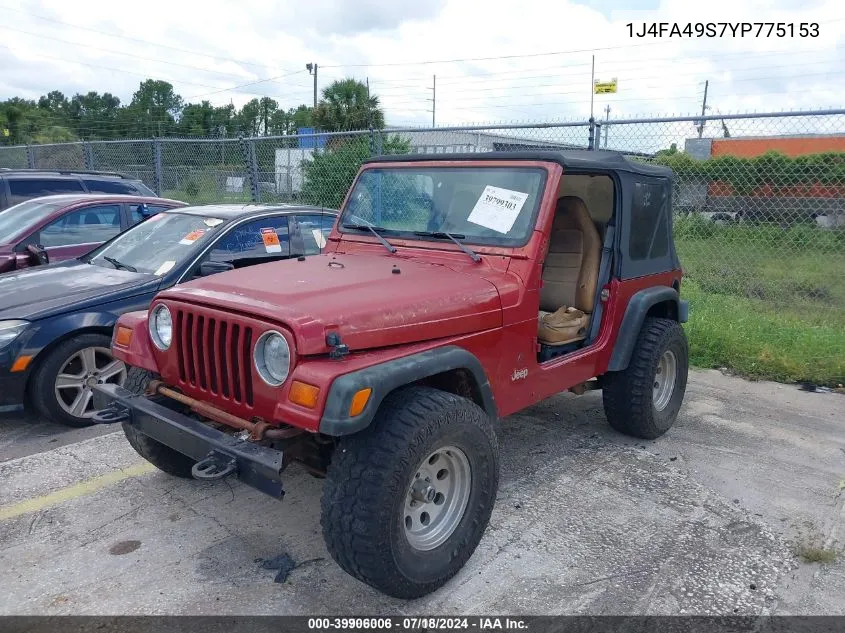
xmin=173 ymin=307 xmax=255 ymax=406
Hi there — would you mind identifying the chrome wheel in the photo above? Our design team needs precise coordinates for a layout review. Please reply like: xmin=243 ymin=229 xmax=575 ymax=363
xmin=653 ymin=349 xmax=677 ymax=412
xmin=403 ymin=445 xmax=472 ymax=551
xmin=54 ymin=346 xmax=126 ymax=418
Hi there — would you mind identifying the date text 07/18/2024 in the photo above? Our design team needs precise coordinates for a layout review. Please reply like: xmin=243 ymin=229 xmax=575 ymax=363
xmin=307 ymin=617 xmax=528 ymax=630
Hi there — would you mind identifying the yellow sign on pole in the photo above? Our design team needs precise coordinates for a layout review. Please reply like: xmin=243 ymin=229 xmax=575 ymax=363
xmin=593 ymin=78 xmax=618 ymax=94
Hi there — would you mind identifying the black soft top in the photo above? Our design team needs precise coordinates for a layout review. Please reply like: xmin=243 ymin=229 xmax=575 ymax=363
xmin=364 ymin=150 xmax=671 ymax=178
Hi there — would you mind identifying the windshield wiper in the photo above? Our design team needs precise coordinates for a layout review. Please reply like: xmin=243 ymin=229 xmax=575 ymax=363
xmin=102 ymin=256 xmax=137 ymax=272
xmin=342 ymin=223 xmax=397 ymax=254
xmin=413 ymin=231 xmax=481 ymax=263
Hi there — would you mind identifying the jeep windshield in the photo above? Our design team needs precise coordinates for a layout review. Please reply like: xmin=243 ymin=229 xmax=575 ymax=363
xmin=84 ymin=211 xmax=223 ymax=275
xmin=339 ymin=166 xmax=547 ymax=247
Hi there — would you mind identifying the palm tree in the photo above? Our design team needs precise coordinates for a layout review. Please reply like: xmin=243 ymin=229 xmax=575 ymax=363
xmin=311 ymin=79 xmax=385 ymax=132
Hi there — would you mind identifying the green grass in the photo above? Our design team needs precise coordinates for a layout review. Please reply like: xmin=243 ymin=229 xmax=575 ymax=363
xmin=795 ymin=546 xmax=840 ymax=564
xmin=677 ymin=219 xmax=845 ymax=385
xmin=791 ymin=532 xmax=841 ymax=564
xmin=682 ymin=280 xmax=845 ymax=385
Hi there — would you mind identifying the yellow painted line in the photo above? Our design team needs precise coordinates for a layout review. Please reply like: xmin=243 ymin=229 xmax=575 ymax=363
xmin=0 ymin=461 xmax=156 ymax=521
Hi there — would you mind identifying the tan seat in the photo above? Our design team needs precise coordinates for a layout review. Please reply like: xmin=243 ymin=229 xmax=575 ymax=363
xmin=538 ymin=196 xmax=601 ymax=346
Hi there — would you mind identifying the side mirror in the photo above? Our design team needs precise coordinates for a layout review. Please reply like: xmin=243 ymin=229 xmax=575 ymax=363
xmin=198 ymin=260 xmax=234 ymax=277
xmin=26 ymin=244 xmax=49 ymax=266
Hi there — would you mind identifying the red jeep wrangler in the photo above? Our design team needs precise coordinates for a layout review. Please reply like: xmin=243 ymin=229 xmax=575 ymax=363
xmin=93 ymin=150 xmax=689 ymax=599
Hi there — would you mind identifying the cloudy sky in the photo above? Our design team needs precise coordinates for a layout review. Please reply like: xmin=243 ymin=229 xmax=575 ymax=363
xmin=2 ymin=0 xmax=844 ymax=131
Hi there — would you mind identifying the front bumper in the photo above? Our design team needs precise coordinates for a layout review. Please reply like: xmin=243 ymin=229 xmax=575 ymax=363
xmin=92 ymin=383 xmax=286 ymax=498
xmin=0 ymin=371 xmax=27 ymax=407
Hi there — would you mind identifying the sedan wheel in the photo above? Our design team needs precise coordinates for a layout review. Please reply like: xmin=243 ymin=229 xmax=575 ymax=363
xmin=54 ymin=346 xmax=126 ymax=419
xmin=30 ymin=332 xmax=128 ymax=427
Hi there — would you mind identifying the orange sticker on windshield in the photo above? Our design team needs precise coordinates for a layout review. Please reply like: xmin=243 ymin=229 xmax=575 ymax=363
xmin=261 ymin=227 xmax=282 ymax=253
xmin=179 ymin=229 xmax=205 ymax=245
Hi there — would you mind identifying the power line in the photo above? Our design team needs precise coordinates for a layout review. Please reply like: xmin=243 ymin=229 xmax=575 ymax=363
xmin=185 ymin=69 xmax=310 ymax=100
xmin=0 ymin=3 xmax=276 ymax=70
xmin=4 ymin=43 xmax=315 ymax=107
xmin=319 ymin=41 xmax=664 ymax=68
xmin=318 ymin=46 xmax=840 ymax=89
xmin=0 ymin=25 xmax=273 ymax=82
xmin=324 ymin=51 xmax=840 ymax=92
xmin=376 ymin=70 xmax=842 ymax=108
xmin=372 ymin=59 xmax=840 ymax=99
xmin=0 ymin=45 xmax=223 ymax=91
xmin=320 ymin=15 xmax=845 ymax=70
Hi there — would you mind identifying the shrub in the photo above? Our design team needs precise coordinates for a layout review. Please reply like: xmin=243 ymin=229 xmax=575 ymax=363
xmin=653 ymin=150 xmax=845 ymax=195
xmin=299 ymin=134 xmax=410 ymax=209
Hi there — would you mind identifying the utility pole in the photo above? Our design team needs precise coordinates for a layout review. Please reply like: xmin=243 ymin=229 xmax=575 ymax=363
xmin=697 ymin=79 xmax=709 ymax=139
xmin=306 ymin=63 xmax=318 ymax=108
xmin=427 ymin=75 xmax=436 ymax=127
xmin=589 ymin=55 xmax=595 ymax=119
xmin=603 ymin=105 xmax=610 ymax=148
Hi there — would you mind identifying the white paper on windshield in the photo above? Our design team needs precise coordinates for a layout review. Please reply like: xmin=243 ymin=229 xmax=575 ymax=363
xmin=466 ymin=186 xmax=530 ymax=234
xmin=312 ymin=228 xmax=327 ymax=249
xmin=154 ymin=260 xmax=176 ymax=276
xmin=204 ymin=218 xmax=224 ymax=227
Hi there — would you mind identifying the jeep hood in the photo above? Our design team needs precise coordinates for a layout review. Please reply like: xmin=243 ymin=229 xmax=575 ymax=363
xmin=159 ymin=253 xmax=502 ymax=355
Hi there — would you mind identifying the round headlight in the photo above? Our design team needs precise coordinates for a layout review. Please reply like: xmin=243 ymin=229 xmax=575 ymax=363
xmin=254 ymin=331 xmax=291 ymax=386
xmin=149 ymin=304 xmax=173 ymax=351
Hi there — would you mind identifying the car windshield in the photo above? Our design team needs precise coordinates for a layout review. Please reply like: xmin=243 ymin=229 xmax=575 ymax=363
xmin=339 ymin=166 xmax=547 ymax=246
xmin=0 ymin=198 xmax=69 ymax=241
xmin=85 ymin=211 xmax=224 ymax=275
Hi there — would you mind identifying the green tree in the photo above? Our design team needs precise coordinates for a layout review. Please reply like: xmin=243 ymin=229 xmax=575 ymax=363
xmin=68 ymin=91 xmax=121 ymax=139
xmin=37 ymin=90 xmax=71 ymax=128
xmin=178 ymin=100 xmax=218 ymax=136
xmin=34 ymin=125 xmax=77 ymax=144
xmin=266 ymin=104 xmax=314 ymax=136
xmin=300 ymin=134 xmax=409 ymax=208
xmin=0 ymin=98 xmax=47 ymax=144
xmin=258 ymin=97 xmax=278 ymax=136
xmin=237 ymin=98 xmax=262 ymax=136
xmin=291 ymin=104 xmax=312 ymax=129
xmin=655 ymin=142 xmax=678 ymax=157
xmin=311 ymin=78 xmax=384 ymax=132
xmin=129 ymin=80 xmax=184 ymax=136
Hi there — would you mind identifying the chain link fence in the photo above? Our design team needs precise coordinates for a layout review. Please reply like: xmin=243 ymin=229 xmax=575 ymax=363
xmin=1 ymin=109 xmax=844 ymax=379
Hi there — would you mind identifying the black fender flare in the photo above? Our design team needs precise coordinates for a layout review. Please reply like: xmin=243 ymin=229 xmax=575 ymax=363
xmin=318 ymin=345 xmax=496 ymax=436
xmin=607 ymin=287 xmax=688 ymax=372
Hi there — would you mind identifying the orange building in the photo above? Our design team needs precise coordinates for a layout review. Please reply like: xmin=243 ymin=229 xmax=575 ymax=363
xmin=693 ymin=134 xmax=845 ymax=199
xmin=710 ymin=135 xmax=845 ymax=158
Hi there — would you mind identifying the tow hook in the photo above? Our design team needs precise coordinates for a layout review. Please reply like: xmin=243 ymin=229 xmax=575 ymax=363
xmin=191 ymin=451 xmax=237 ymax=481
xmin=91 ymin=401 xmax=130 ymax=425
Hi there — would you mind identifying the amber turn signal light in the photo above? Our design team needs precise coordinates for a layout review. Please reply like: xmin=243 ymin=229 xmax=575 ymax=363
xmin=115 ymin=326 xmax=133 ymax=347
xmin=289 ymin=381 xmax=320 ymax=409
xmin=348 ymin=387 xmax=372 ymax=417
xmin=10 ymin=355 xmax=32 ymax=373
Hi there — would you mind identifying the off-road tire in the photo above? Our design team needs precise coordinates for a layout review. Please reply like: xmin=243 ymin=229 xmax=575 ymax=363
xmin=321 ymin=386 xmax=499 ymax=599
xmin=122 ymin=367 xmax=196 ymax=479
xmin=30 ymin=332 xmax=124 ymax=428
xmin=602 ymin=317 xmax=688 ymax=440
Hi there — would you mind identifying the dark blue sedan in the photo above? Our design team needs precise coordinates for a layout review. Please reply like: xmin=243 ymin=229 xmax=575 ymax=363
xmin=0 ymin=203 xmax=337 ymax=427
